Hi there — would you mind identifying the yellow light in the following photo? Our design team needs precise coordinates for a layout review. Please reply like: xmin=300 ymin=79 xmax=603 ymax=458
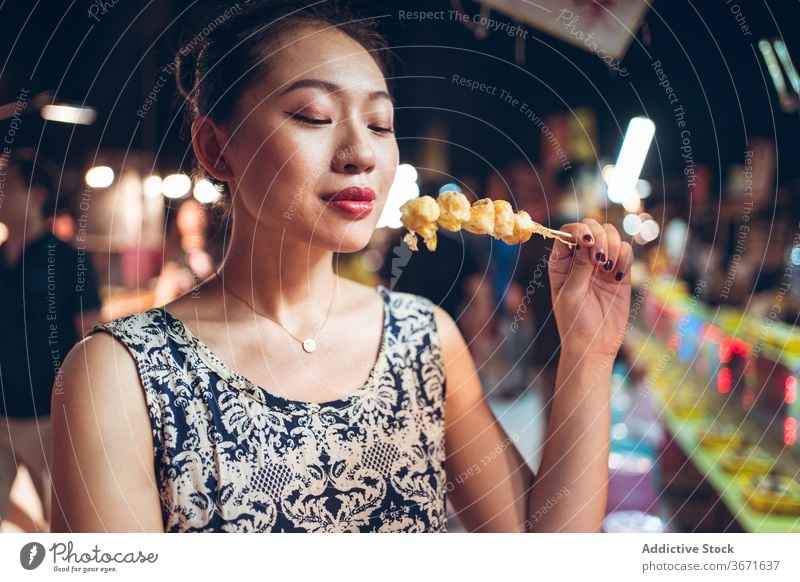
xmin=41 ymin=104 xmax=96 ymax=125
xmin=143 ymin=175 xmax=163 ymax=199
xmin=636 ymin=179 xmax=652 ymax=199
xmin=608 ymin=118 xmax=655 ymax=203
xmin=396 ymin=163 xmax=418 ymax=183
xmin=193 ymin=179 xmax=222 ymax=204
xmin=378 ymin=163 xmax=419 ymax=229
xmin=640 ymin=219 xmax=660 ymax=242
xmin=601 ymin=164 xmax=615 ymax=184
xmin=85 ymin=166 xmax=114 ymax=188
xmin=622 ymin=213 xmax=641 ymax=236
xmin=622 ymin=192 xmax=642 ymax=212
xmin=161 ymin=174 xmax=192 ymax=199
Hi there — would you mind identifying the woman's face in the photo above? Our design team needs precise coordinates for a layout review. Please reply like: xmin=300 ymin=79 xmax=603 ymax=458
xmin=224 ymin=26 xmax=398 ymax=253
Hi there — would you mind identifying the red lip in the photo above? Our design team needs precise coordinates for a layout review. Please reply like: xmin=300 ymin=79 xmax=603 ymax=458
xmin=322 ymin=186 xmax=376 ymax=219
xmin=322 ymin=186 xmax=376 ymax=202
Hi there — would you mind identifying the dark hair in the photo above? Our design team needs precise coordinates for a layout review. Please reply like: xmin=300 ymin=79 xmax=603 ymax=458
xmin=3 ymin=148 xmax=58 ymax=217
xmin=173 ymin=0 xmax=393 ymax=202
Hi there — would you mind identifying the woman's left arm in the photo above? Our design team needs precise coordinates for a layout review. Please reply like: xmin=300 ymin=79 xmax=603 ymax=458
xmin=440 ymin=218 xmax=632 ymax=532
xmin=437 ymin=305 xmax=534 ymax=532
xmin=527 ymin=218 xmax=632 ymax=531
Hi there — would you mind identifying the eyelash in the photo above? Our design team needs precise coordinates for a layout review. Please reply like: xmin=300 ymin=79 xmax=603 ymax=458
xmin=371 ymin=125 xmax=395 ymax=134
xmin=290 ymin=113 xmax=330 ymax=126
xmin=288 ymin=113 xmax=394 ymax=134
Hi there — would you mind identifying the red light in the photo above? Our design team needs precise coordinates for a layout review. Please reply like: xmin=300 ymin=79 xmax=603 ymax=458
xmin=731 ymin=338 xmax=751 ymax=358
xmin=704 ymin=324 xmax=723 ymax=342
xmin=720 ymin=339 xmax=731 ymax=364
xmin=786 ymin=376 xmax=798 ymax=405
xmin=721 ymin=337 xmax=751 ymax=363
xmin=784 ymin=417 xmax=797 ymax=446
xmin=718 ymin=368 xmax=732 ymax=394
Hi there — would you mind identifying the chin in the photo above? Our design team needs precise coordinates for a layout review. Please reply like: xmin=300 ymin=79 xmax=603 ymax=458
xmin=313 ymin=222 xmax=376 ymax=254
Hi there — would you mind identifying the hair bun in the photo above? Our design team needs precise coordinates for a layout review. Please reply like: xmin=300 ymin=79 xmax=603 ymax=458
xmin=174 ymin=38 xmax=203 ymax=105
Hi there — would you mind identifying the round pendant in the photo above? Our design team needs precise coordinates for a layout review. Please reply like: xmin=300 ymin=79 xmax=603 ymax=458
xmin=302 ymin=338 xmax=316 ymax=353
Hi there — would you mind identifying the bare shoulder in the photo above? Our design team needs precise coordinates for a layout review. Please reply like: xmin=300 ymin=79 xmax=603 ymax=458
xmin=52 ymin=332 xmax=146 ymax=436
xmin=55 ymin=331 xmax=142 ymax=401
xmin=50 ymin=331 xmax=163 ymax=532
xmin=432 ymin=305 xmax=463 ymax=357
xmin=158 ymin=276 xmax=220 ymax=322
xmin=432 ymin=305 xmax=483 ymax=407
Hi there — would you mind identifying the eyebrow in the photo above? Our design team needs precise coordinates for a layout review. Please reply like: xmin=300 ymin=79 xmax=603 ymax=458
xmin=278 ymin=78 xmax=395 ymax=105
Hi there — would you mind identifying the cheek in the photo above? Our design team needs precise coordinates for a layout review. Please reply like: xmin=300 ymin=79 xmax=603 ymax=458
xmin=236 ymin=136 xmax=323 ymax=209
xmin=378 ymin=146 xmax=400 ymax=197
xmin=264 ymin=133 xmax=333 ymax=190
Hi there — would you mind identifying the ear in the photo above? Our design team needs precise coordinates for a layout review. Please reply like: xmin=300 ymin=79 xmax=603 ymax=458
xmin=191 ymin=116 xmax=234 ymax=181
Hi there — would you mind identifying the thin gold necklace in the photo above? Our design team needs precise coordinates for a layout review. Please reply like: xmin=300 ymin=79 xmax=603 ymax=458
xmin=214 ymin=271 xmax=335 ymax=354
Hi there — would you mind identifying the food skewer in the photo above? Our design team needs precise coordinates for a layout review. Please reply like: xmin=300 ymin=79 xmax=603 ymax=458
xmin=399 ymin=192 xmax=576 ymax=252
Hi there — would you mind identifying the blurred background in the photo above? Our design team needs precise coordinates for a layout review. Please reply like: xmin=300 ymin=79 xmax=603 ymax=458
xmin=1 ymin=0 xmax=800 ymax=533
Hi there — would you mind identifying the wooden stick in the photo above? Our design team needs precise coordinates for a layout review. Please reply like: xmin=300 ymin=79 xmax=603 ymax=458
xmin=531 ymin=223 xmax=577 ymax=248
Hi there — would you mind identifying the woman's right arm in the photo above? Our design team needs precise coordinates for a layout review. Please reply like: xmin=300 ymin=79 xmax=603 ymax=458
xmin=50 ymin=333 xmax=164 ymax=532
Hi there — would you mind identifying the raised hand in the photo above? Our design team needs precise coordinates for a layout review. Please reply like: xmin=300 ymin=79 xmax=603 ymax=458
xmin=547 ymin=218 xmax=633 ymax=359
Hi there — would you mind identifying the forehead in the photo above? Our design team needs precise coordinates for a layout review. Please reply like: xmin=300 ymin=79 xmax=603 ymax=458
xmin=262 ymin=26 xmax=388 ymax=94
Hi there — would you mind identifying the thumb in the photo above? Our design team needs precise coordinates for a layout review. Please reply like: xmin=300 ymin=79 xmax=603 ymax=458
xmin=547 ymin=222 xmax=596 ymax=297
xmin=558 ymin=243 xmax=599 ymax=299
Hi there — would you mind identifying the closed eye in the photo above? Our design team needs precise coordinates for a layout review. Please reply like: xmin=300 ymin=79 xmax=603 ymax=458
xmin=369 ymin=125 xmax=395 ymax=134
xmin=288 ymin=112 xmax=393 ymax=134
xmin=287 ymin=113 xmax=331 ymax=126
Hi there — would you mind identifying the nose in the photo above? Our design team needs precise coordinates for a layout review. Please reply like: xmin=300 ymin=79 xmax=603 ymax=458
xmin=331 ymin=119 xmax=376 ymax=174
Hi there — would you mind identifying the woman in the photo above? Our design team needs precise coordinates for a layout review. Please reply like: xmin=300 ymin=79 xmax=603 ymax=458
xmin=51 ymin=1 xmax=632 ymax=532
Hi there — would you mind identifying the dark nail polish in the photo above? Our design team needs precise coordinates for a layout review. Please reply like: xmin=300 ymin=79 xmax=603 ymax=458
xmin=615 ymin=272 xmax=624 ymax=281
xmin=604 ymin=259 xmax=614 ymax=271
xmin=583 ymin=234 xmax=593 ymax=243
xmin=596 ymin=251 xmax=606 ymax=263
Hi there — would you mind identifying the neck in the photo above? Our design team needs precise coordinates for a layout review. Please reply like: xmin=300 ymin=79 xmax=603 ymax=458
xmin=216 ymin=208 xmax=339 ymax=328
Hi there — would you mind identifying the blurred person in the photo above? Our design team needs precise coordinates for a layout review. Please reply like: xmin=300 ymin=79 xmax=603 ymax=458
xmin=52 ymin=0 xmax=632 ymax=533
xmin=511 ymin=163 xmax=570 ymax=414
xmin=720 ymin=197 xmax=789 ymax=306
xmin=379 ymin=227 xmax=494 ymax=367
xmin=482 ymin=165 xmax=532 ymax=398
xmin=681 ymin=185 xmax=722 ymax=302
xmin=725 ymin=197 xmax=795 ymax=314
xmin=443 ymin=175 xmax=498 ymax=366
xmin=484 ymin=170 xmax=520 ymax=307
xmin=153 ymin=198 xmax=217 ymax=306
xmin=0 ymin=150 xmax=102 ymax=528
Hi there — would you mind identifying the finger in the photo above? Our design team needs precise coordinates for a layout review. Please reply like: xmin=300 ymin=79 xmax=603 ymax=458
xmin=548 ymin=222 xmax=590 ymax=296
xmin=613 ymin=241 xmax=634 ymax=283
xmin=582 ymin=218 xmax=608 ymax=269
xmin=575 ymin=221 xmax=598 ymax=248
xmin=556 ymin=218 xmax=606 ymax=295
xmin=548 ymin=222 xmax=592 ymax=265
xmin=601 ymin=223 xmax=622 ymax=277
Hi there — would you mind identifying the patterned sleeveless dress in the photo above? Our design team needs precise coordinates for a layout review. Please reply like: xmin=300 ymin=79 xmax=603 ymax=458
xmin=89 ymin=286 xmax=448 ymax=532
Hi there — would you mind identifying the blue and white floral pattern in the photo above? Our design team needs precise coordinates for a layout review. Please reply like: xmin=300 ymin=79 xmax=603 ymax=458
xmin=90 ymin=286 xmax=447 ymax=532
